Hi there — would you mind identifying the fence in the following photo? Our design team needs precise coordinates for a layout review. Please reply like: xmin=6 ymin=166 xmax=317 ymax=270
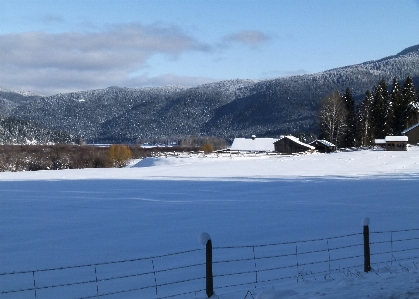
xmin=1 ymin=223 xmax=419 ymax=299
xmin=0 ymin=249 xmax=207 ymax=299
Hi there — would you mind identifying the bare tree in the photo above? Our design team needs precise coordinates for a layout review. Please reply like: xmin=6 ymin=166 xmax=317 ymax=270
xmin=318 ymin=91 xmax=348 ymax=147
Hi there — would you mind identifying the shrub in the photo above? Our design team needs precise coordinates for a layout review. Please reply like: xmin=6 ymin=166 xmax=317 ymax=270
xmin=107 ymin=144 xmax=132 ymax=167
xmin=199 ymin=143 xmax=214 ymax=154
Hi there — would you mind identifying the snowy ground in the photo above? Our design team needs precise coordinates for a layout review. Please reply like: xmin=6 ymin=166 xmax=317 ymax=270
xmin=1 ymin=147 xmax=419 ymax=298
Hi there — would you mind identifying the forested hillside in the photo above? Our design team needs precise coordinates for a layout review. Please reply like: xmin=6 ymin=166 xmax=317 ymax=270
xmin=1 ymin=45 xmax=419 ymax=143
xmin=0 ymin=117 xmax=72 ymax=144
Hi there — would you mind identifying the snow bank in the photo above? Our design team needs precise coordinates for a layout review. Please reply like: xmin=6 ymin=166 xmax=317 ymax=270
xmin=0 ymin=147 xmax=418 ymax=181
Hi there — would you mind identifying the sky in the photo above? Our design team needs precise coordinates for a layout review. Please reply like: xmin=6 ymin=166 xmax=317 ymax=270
xmin=1 ymin=0 xmax=419 ymax=95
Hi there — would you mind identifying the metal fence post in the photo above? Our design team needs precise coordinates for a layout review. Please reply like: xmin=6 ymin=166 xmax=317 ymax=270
xmin=199 ymin=232 xmax=214 ymax=298
xmin=362 ymin=217 xmax=371 ymax=272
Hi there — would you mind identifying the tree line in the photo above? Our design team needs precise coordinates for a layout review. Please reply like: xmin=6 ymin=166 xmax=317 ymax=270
xmin=0 ymin=144 xmax=199 ymax=172
xmin=319 ymin=76 xmax=419 ymax=147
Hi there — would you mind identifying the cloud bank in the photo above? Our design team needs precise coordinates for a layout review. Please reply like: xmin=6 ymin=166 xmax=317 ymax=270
xmin=0 ymin=23 xmax=211 ymax=94
xmin=0 ymin=24 xmax=271 ymax=95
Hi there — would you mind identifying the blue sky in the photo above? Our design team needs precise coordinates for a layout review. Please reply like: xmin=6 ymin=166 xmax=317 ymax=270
xmin=1 ymin=0 xmax=419 ymax=95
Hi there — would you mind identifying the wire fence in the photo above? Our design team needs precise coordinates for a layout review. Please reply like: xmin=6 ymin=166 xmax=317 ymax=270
xmin=211 ymin=232 xmax=364 ymax=294
xmin=0 ymin=249 xmax=206 ymax=299
xmin=1 ymin=227 xmax=419 ymax=299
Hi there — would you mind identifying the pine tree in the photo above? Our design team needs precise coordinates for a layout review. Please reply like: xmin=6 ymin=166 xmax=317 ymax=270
xmin=356 ymin=90 xmax=374 ymax=146
xmin=390 ymin=78 xmax=405 ymax=135
xmin=403 ymin=76 xmax=418 ymax=127
xmin=371 ymin=79 xmax=390 ymax=139
xmin=342 ymin=87 xmax=356 ymax=147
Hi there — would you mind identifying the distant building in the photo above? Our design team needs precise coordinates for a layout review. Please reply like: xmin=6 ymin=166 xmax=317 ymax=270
xmin=309 ymin=140 xmax=337 ymax=153
xmin=274 ymin=135 xmax=315 ymax=154
xmin=402 ymin=123 xmax=419 ymax=144
xmin=230 ymin=135 xmax=278 ymax=152
xmin=375 ymin=136 xmax=408 ymax=151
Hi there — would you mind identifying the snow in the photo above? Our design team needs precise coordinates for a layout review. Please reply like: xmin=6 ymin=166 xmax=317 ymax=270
xmin=309 ymin=139 xmax=335 ymax=147
xmin=199 ymin=232 xmax=212 ymax=245
xmin=277 ymin=135 xmax=315 ymax=150
xmin=1 ymin=147 xmax=419 ymax=299
xmin=230 ymin=137 xmax=278 ymax=152
xmin=361 ymin=217 xmax=370 ymax=226
xmin=385 ymin=136 xmax=408 ymax=142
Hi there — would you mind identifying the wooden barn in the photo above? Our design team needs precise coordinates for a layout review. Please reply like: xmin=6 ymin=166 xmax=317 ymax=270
xmin=274 ymin=135 xmax=315 ymax=154
xmin=309 ymin=140 xmax=337 ymax=153
xmin=402 ymin=123 xmax=419 ymax=145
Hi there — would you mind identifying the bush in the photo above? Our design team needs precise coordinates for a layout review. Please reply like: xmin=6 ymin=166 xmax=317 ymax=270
xmin=107 ymin=144 xmax=132 ymax=168
xmin=199 ymin=143 xmax=214 ymax=154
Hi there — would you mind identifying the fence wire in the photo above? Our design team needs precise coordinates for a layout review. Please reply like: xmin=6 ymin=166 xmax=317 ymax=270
xmin=0 ymin=249 xmax=206 ymax=299
xmin=1 ymin=228 xmax=419 ymax=299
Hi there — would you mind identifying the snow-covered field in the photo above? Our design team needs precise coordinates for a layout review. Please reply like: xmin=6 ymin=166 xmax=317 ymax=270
xmin=1 ymin=147 xmax=419 ymax=299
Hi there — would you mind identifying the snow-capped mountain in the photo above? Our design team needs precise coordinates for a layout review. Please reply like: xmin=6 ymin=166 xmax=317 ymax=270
xmin=1 ymin=45 xmax=419 ymax=143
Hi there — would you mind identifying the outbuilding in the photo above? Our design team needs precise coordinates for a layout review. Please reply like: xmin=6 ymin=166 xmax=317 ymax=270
xmin=375 ymin=136 xmax=408 ymax=151
xmin=309 ymin=140 xmax=337 ymax=153
xmin=274 ymin=135 xmax=315 ymax=154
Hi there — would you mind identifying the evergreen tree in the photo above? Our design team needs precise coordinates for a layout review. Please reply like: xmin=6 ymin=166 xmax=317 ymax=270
xmin=390 ymin=77 xmax=405 ymax=135
xmin=371 ymin=78 xmax=390 ymax=139
xmin=356 ymin=90 xmax=374 ymax=146
xmin=342 ymin=87 xmax=356 ymax=147
xmin=403 ymin=76 xmax=418 ymax=127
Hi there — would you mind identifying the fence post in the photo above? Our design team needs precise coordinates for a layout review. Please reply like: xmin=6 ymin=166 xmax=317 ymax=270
xmin=362 ymin=217 xmax=371 ymax=272
xmin=199 ymin=232 xmax=214 ymax=298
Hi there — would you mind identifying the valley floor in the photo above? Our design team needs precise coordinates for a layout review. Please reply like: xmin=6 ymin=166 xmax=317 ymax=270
xmin=1 ymin=147 xmax=419 ymax=298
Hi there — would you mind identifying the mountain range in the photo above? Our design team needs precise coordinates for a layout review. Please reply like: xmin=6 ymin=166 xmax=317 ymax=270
xmin=1 ymin=44 xmax=419 ymax=144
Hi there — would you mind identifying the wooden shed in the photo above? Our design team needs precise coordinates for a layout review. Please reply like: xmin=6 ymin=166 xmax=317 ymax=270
xmin=375 ymin=136 xmax=408 ymax=151
xmin=309 ymin=140 xmax=337 ymax=153
xmin=274 ymin=135 xmax=315 ymax=154
xmin=402 ymin=123 xmax=419 ymax=145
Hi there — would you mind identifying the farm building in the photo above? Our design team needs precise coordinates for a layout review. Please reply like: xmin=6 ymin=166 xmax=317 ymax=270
xmin=375 ymin=136 xmax=408 ymax=151
xmin=274 ymin=135 xmax=315 ymax=154
xmin=309 ymin=140 xmax=337 ymax=153
xmin=230 ymin=135 xmax=278 ymax=152
xmin=402 ymin=123 xmax=419 ymax=144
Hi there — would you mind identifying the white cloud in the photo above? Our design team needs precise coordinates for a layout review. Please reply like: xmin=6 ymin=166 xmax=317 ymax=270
xmin=0 ymin=67 xmax=218 ymax=96
xmin=222 ymin=30 xmax=271 ymax=48
xmin=0 ymin=24 xmax=210 ymax=70
xmin=0 ymin=23 xmax=212 ymax=94
xmin=0 ymin=24 xmax=274 ymax=95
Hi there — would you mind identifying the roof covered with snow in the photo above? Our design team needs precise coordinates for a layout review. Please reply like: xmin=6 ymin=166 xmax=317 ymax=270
xmin=385 ymin=136 xmax=408 ymax=142
xmin=230 ymin=137 xmax=278 ymax=152
xmin=309 ymin=139 xmax=336 ymax=147
xmin=276 ymin=135 xmax=315 ymax=150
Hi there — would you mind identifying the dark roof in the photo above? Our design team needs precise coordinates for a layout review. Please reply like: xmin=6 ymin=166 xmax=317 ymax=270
xmin=402 ymin=123 xmax=419 ymax=134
